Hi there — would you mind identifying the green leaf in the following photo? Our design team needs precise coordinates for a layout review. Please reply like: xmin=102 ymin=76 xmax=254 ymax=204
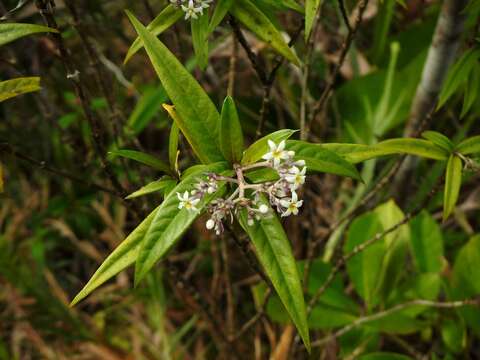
xmin=376 ymin=138 xmax=449 ymax=160
xmin=410 ymin=211 xmax=444 ymax=273
xmin=0 ymin=77 xmax=41 ymax=102
xmin=305 ymin=0 xmax=322 ymax=40
xmin=230 ymin=0 xmax=300 ymax=66
xmin=109 ymin=149 xmax=172 ymax=174
xmin=441 ymin=318 xmax=466 ymax=353
xmin=241 ymin=129 xmax=296 ymax=165
xmin=358 ymin=352 xmax=412 ymax=360
xmin=321 ymin=143 xmax=389 ymax=164
xmin=0 ymin=22 xmax=58 ymax=47
xmin=461 ymin=64 xmax=480 ymax=118
xmin=438 ymin=48 xmax=480 ymax=109
xmin=134 ymin=162 xmax=229 ymax=285
xmin=258 ymin=0 xmax=304 ymax=13
xmin=456 ymin=135 xmax=480 ymax=155
xmin=191 ymin=13 xmax=209 ymax=70
xmin=238 ymin=208 xmax=310 ymax=351
xmin=219 ymin=96 xmax=244 ymax=163
xmin=124 ymin=5 xmax=183 ymax=64
xmin=208 ymin=0 xmax=234 ymax=33
xmin=126 ymin=11 xmax=224 ymax=164
xmin=286 ymin=141 xmax=362 ymax=180
xmin=453 ymin=235 xmax=480 ymax=296
xmin=443 ymin=154 xmax=462 ymax=221
xmin=421 ymin=131 xmax=454 ymax=152
xmin=126 ymin=85 xmax=168 ymax=136
xmin=169 ymin=121 xmax=180 ymax=171
xmin=70 ymin=206 xmax=161 ymax=306
xmin=126 ymin=178 xmax=178 ymax=199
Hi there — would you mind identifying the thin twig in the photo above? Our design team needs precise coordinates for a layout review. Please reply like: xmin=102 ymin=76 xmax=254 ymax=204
xmin=337 ymin=0 xmax=351 ymax=31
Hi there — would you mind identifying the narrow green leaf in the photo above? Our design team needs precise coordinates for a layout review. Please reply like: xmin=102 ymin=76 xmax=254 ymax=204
xmin=220 ymin=96 xmax=244 ymax=163
xmin=286 ymin=141 xmax=362 ymax=180
xmin=0 ymin=77 xmax=41 ymax=102
xmin=70 ymin=206 xmax=161 ymax=306
xmin=258 ymin=0 xmax=304 ymax=13
xmin=126 ymin=178 xmax=178 ymax=199
xmin=421 ymin=131 xmax=454 ymax=152
xmin=124 ymin=5 xmax=183 ymax=64
xmin=438 ymin=48 xmax=480 ymax=109
xmin=169 ymin=121 xmax=180 ymax=171
xmin=126 ymin=11 xmax=224 ymax=164
xmin=461 ymin=64 xmax=480 ymax=118
xmin=456 ymin=135 xmax=480 ymax=155
xmin=321 ymin=143 xmax=388 ymax=164
xmin=134 ymin=162 xmax=229 ymax=284
xmin=241 ymin=129 xmax=296 ymax=165
xmin=238 ymin=209 xmax=310 ymax=351
xmin=208 ymin=0 xmax=234 ymax=33
xmin=191 ymin=13 xmax=209 ymax=70
xmin=305 ymin=0 xmax=322 ymax=41
xmin=230 ymin=0 xmax=300 ymax=66
xmin=376 ymin=138 xmax=449 ymax=160
xmin=0 ymin=162 xmax=3 ymax=193
xmin=443 ymin=154 xmax=463 ymax=221
xmin=109 ymin=149 xmax=172 ymax=174
xmin=0 ymin=23 xmax=58 ymax=47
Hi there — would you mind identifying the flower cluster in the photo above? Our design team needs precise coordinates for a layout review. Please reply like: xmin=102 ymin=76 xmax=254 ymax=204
xmin=177 ymin=140 xmax=307 ymax=235
xmin=170 ymin=0 xmax=213 ymax=20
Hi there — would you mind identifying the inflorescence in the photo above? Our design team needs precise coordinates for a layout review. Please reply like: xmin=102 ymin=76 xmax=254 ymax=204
xmin=177 ymin=140 xmax=307 ymax=235
xmin=170 ymin=0 xmax=213 ymax=20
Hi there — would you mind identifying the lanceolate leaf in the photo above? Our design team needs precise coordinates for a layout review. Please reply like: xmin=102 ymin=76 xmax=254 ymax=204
xmin=443 ymin=154 xmax=462 ymax=221
xmin=0 ymin=23 xmax=58 ymax=47
xmin=0 ymin=77 xmax=41 ymax=102
xmin=124 ymin=5 xmax=183 ymax=64
xmin=70 ymin=206 xmax=161 ymax=306
xmin=241 ymin=129 xmax=296 ymax=165
xmin=286 ymin=140 xmax=362 ymax=180
xmin=421 ymin=131 xmax=454 ymax=152
xmin=220 ymin=96 xmax=244 ymax=163
xmin=305 ymin=0 xmax=322 ymax=41
xmin=208 ymin=0 xmax=234 ymax=33
xmin=169 ymin=121 xmax=180 ymax=171
xmin=126 ymin=178 xmax=178 ymax=199
xmin=134 ymin=162 xmax=229 ymax=285
xmin=230 ymin=0 xmax=300 ymax=66
xmin=109 ymin=149 xmax=172 ymax=175
xmin=238 ymin=209 xmax=310 ymax=351
xmin=456 ymin=135 xmax=480 ymax=155
xmin=321 ymin=143 xmax=388 ymax=164
xmin=191 ymin=13 xmax=209 ymax=70
xmin=376 ymin=138 xmax=449 ymax=160
xmin=259 ymin=0 xmax=304 ymax=13
xmin=126 ymin=11 xmax=224 ymax=164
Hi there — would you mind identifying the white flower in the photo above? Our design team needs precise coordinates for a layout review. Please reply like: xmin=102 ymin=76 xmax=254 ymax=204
xmin=206 ymin=219 xmax=215 ymax=229
xmin=262 ymin=140 xmax=290 ymax=167
xmin=294 ymin=159 xmax=306 ymax=167
xmin=258 ymin=204 xmax=269 ymax=214
xmin=177 ymin=191 xmax=200 ymax=211
xmin=181 ymin=0 xmax=203 ymax=19
xmin=280 ymin=191 xmax=303 ymax=217
xmin=285 ymin=166 xmax=307 ymax=190
xmin=247 ymin=218 xmax=255 ymax=226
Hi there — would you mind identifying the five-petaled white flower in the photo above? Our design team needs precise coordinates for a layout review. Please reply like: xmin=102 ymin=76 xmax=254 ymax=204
xmin=285 ymin=166 xmax=307 ymax=190
xmin=177 ymin=191 xmax=200 ymax=211
xmin=181 ymin=0 xmax=203 ymax=19
xmin=280 ymin=191 xmax=303 ymax=217
xmin=262 ymin=140 xmax=290 ymax=167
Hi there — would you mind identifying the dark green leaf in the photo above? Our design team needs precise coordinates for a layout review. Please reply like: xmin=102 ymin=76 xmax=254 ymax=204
xmin=220 ymin=96 xmax=244 ymax=163
xmin=126 ymin=11 xmax=224 ymax=164
xmin=443 ymin=154 xmax=462 ymax=221
xmin=241 ymin=129 xmax=296 ymax=165
xmin=191 ymin=13 xmax=209 ymax=70
xmin=109 ymin=149 xmax=172 ymax=174
xmin=124 ymin=5 xmax=183 ymax=63
xmin=358 ymin=352 xmax=413 ymax=360
xmin=0 ymin=23 xmax=57 ymax=47
xmin=238 ymin=208 xmax=310 ymax=351
xmin=461 ymin=64 xmax=480 ymax=117
xmin=134 ymin=162 xmax=229 ymax=284
xmin=286 ymin=141 xmax=362 ymax=180
xmin=208 ymin=0 xmax=234 ymax=33
xmin=230 ymin=0 xmax=300 ymax=65
xmin=126 ymin=86 xmax=168 ymax=135
xmin=410 ymin=211 xmax=444 ymax=273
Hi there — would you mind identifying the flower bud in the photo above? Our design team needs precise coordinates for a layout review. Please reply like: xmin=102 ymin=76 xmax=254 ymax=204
xmin=206 ymin=219 xmax=215 ymax=230
xmin=259 ymin=204 xmax=269 ymax=214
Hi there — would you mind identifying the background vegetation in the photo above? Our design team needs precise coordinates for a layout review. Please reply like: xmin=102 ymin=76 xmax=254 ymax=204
xmin=1 ymin=0 xmax=480 ymax=359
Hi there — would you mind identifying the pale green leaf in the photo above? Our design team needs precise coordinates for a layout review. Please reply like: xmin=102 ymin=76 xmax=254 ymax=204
xmin=421 ymin=131 xmax=454 ymax=152
xmin=169 ymin=121 xmax=180 ymax=171
xmin=376 ymin=138 xmax=449 ymax=160
xmin=456 ymin=135 xmax=480 ymax=155
xmin=305 ymin=0 xmax=322 ymax=41
xmin=0 ymin=22 xmax=57 ymax=47
xmin=443 ymin=154 xmax=463 ymax=221
xmin=241 ymin=129 xmax=296 ymax=165
xmin=208 ymin=0 xmax=234 ymax=33
xmin=0 ymin=77 xmax=41 ymax=102
xmin=410 ymin=211 xmax=444 ymax=273
xmin=109 ymin=149 xmax=172 ymax=174
xmin=191 ymin=13 xmax=209 ymax=70
xmin=126 ymin=178 xmax=178 ymax=199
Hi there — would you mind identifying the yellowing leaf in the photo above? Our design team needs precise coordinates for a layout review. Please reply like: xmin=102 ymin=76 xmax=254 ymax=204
xmin=0 ymin=77 xmax=41 ymax=102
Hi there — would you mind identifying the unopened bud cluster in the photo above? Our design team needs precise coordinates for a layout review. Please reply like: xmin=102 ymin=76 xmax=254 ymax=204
xmin=170 ymin=0 xmax=213 ymax=20
xmin=177 ymin=140 xmax=307 ymax=235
